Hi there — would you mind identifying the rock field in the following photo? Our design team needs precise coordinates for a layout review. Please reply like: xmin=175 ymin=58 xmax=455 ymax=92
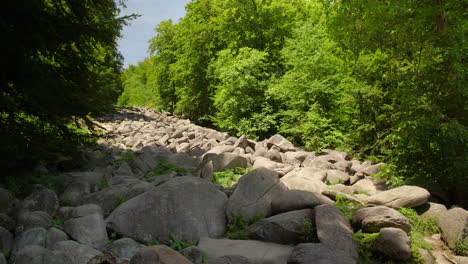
xmin=0 ymin=107 xmax=466 ymax=264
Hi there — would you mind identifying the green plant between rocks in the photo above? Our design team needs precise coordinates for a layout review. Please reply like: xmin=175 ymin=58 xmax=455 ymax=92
xmin=144 ymin=161 xmax=192 ymax=179
xmin=225 ymin=213 xmax=263 ymax=240
xmin=52 ymin=217 xmax=64 ymax=230
xmin=213 ymin=167 xmax=251 ymax=187
xmin=300 ymin=220 xmax=319 ymax=243
xmin=118 ymin=152 xmax=139 ymax=162
xmin=168 ymin=235 xmax=196 ymax=252
xmin=334 ymin=193 xmax=363 ymax=220
xmin=98 ymin=179 xmax=109 ymax=191
xmin=454 ymin=238 xmax=468 ymax=256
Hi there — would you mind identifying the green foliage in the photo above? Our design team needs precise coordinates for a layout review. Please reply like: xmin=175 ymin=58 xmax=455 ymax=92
xmin=115 ymin=194 xmax=127 ymax=206
xmin=144 ymin=161 xmax=192 ymax=179
xmin=52 ymin=217 xmax=64 ymax=230
xmin=455 ymin=239 xmax=468 ymax=256
xmin=0 ymin=249 xmax=11 ymax=258
xmin=300 ymin=220 xmax=319 ymax=243
xmin=98 ymin=179 xmax=109 ymax=191
xmin=168 ymin=235 xmax=196 ymax=252
xmin=108 ymin=232 xmax=118 ymax=244
xmin=0 ymin=0 xmax=135 ymax=171
xmin=118 ymin=152 xmax=139 ymax=162
xmin=61 ymin=196 xmax=74 ymax=207
xmin=353 ymin=230 xmax=380 ymax=264
xmin=225 ymin=213 xmax=263 ymax=240
xmin=213 ymin=167 xmax=251 ymax=187
xmin=398 ymin=207 xmax=439 ymax=236
xmin=4 ymin=172 xmax=60 ymax=198
xmin=334 ymin=194 xmax=363 ymax=220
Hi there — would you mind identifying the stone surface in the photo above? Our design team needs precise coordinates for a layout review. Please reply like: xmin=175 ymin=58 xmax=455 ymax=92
xmin=198 ymin=238 xmax=293 ymax=264
xmin=16 ymin=211 xmax=52 ymax=231
xmin=181 ymin=246 xmax=204 ymax=264
xmin=415 ymin=202 xmax=447 ymax=218
xmin=21 ymin=187 xmax=59 ymax=216
xmin=209 ymin=153 xmax=248 ymax=172
xmin=13 ymin=227 xmax=47 ymax=253
xmin=227 ymin=168 xmax=286 ymax=222
xmin=367 ymin=185 xmax=430 ymax=208
xmin=350 ymin=206 xmax=411 ymax=233
xmin=267 ymin=134 xmax=295 ymax=152
xmin=288 ymin=243 xmax=357 ymax=264
xmin=0 ymin=226 xmax=13 ymax=253
xmin=107 ymin=177 xmax=228 ymax=244
xmin=103 ymin=238 xmax=146 ymax=259
xmin=0 ymin=213 xmax=15 ymax=231
xmin=52 ymin=240 xmax=102 ymax=264
xmin=45 ymin=227 xmax=68 ymax=249
xmin=371 ymin=227 xmax=412 ymax=261
xmin=64 ymin=212 xmax=108 ymax=249
xmin=281 ymin=173 xmax=327 ymax=194
xmin=9 ymin=245 xmax=48 ymax=264
xmin=325 ymin=170 xmax=350 ymax=184
xmin=129 ymin=245 xmax=192 ymax=264
xmin=246 ymin=209 xmax=315 ymax=245
xmin=271 ymin=190 xmax=322 ymax=214
xmin=352 ymin=177 xmax=387 ymax=196
xmin=438 ymin=207 xmax=468 ymax=249
xmin=315 ymin=205 xmax=358 ymax=260
xmin=205 ymin=255 xmax=251 ymax=264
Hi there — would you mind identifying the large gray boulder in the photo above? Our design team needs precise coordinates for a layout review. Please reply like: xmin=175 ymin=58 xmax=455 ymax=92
xmin=21 ymin=187 xmax=59 ymax=216
xmin=288 ymin=243 xmax=357 ymax=264
xmin=227 ymin=168 xmax=286 ymax=222
xmin=246 ymin=209 xmax=315 ymax=245
xmin=129 ymin=245 xmax=192 ymax=264
xmin=9 ymin=245 xmax=72 ymax=264
xmin=367 ymin=185 xmax=430 ymax=208
xmin=198 ymin=238 xmax=293 ymax=264
xmin=13 ymin=227 xmax=47 ymax=253
xmin=438 ymin=207 xmax=468 ymax=249
xmin=205 ymin=255 xmax=251 ymax=264
xmin=52 ymin=240 xmax=102 ymax=264
xmin=0 ymin=187 xmax=20 ymax=215
xmin=0 ymin=226 xmax=13 ymax=253
xmin=415 ymin=202 xmax=447 ymax=218
xmin=280 ymin=172 xmax=327 ymax=194
xmin=315 ymin=205 xmax=358 ymax=260
xmin=352 ymin=177 xmax=387 ymax=196
xmin=16 ymin=211 xmax=52 ymax=232
xmin=371 ymin=227 xmax=411 ymax=261
xmin=64 ymin=211 xmax=108 ymax=249
xmin=271 ymin=190 xmax=322 ymax=214
xmin=350 ymin=206 xmax=411 ymax=233
xmin=106 ymin=177 xmax=228 ymax=244
xmin=45 ymin=227 xmax=68 ymax=249
xmin=103 ymin=238 xmax=146 ymax=259
xmin=267 ymin=134 xmax=295 ymax=152
xmin=81 ymin=180 xmax=154 ymax=216
xmin=207 ymin=153 xmax=248 ymax=172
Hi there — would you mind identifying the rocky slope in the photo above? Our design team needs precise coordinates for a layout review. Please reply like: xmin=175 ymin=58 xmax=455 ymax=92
xmin=0 ymin=107 xmax=466 ymax=264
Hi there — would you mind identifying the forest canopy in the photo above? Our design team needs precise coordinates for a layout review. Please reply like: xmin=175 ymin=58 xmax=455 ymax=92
xmin=119 ymin=0 xmax=466 ymax=199
xmin=0 ymin=0 xmax=134 ymax=169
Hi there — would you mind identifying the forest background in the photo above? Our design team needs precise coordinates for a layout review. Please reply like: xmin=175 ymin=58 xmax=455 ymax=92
xmin=0 ymin=0 xmax=466 ymax=204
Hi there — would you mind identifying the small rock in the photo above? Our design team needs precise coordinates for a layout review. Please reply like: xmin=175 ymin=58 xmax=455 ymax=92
xmin=103 ymin=238 xmax=146 ymax=259
xmin=129 ymin=245 xmax=192 ymax=264
xmin=350 ymin=206 xmax=411 ymax=233
xmin=288 ymin=243 xmax=357 ymax=264
xmin=371 ymin=227 xmax=411 ymax=261
xmin=271 ymin=190 xmax=322 ymax=214
xmin=367 ymin=185 xmax=430 ymax=208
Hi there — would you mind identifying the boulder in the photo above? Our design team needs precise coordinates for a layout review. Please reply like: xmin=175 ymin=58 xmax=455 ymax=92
xmin=64 ymin=212 xmax=108 ymax=249
xmin=0 ymin=226 xmax=13 ymax=253
xmin=0 ymin=187 xmax=20 ymax=215
xmin=350 ymin=206 xmax=411 ymax=233
xmin=16 ymin=211 xmax=52 ymax=232
xmin=52 ymin=240 xmax=102 ymax=264
xmin=45 ymin=227 xmax=68 ymax=249
xmin=198 ymin=238 xmax=293 ymax=264
xmin=288 ymin=243 xmax=357 ymax=264
xmin=60 ymin=181 xmax=90 ymax=206
xmin=8 ymin=245 xmax=73 ymax=264
xmin=367 ymin=185 xmax=430 ymax=208
xmin=13 ymin=227 xmax=47 ymax=253
xmin=69 ymin=204 xmax=103 ymax=218
xmin=326 ymin=184 xmax=355 ymax=195
xmin=181 ymin=246 xmax=204 ymax=264
xmin=302 ymin=157 xmax=335 ymax=170
xmin=271 ymin=190 xmax=322 ymax=214
xmin=281 ymin=173 xmax=327 ymax=194
xmin=21 ymin=187 xmax=59 ymax=216
xmin=103 ymin=238 xmax=146 ymax=259
xmin=438 ymin=207 xmax=468 ymax=249
xmin=205 ymin=255 xmax=251 ymax=264
xmin=252 ymin=157 xmax=281 ymax=170
xmin=325 ymin=170 xmax=350 ymax=184
xmin=107 ymin=177 xmax=228 ymax=244
xmin=267 ymin=134 xmax=295 ymax=152
xmin=0 ymin=213 xmax=15 ymax=231
xmin=415 ymin=202 xmax=447 ymax=218
xmin=227 ymin=168 xmax=286 ymax=222
xmin=362 ymin=164 xmax=383 ymax=176
xmin=233 ymin=135 xmax=249 ymax=149
xmin=352 ymin=177 xmax=387 ymax=196
xmin=246 ymin=209 xmax=315 ymax=245
xmin=371 ymin=227 xmax=411 ymax=261
xmin=59 ymin=172 xmax=104 ymax=194
xmin=81 ymin=180 xmax=154 ymax=216
xmin=315 ymin=205 xmax=358 ymax=260
xmin=283 ymin=151 xmax=310 ymax=167
xmin=129 ymin=245 xmax=192 ymax=264
xmin=265 ymin=149 xmax=282 ymax=162
xmin=208 ymin=153 xmax=248 ymax=172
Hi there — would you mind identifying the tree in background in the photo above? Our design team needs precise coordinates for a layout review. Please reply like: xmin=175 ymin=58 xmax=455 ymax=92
xmin=0 ymin=0 xmax=133 ymax=170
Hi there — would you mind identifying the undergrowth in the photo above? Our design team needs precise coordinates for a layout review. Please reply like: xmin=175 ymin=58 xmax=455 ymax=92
xmin=145 ymin=161 xmax=192 ymax=179
xmin=168 ymin=235 xmax=196 ymax=251
xmin=225 ymin=213 xmax=263 ymax=240
xmin=213 ymin=167 xmax=251 ymax=187
xmin=3 ymin=172 xmax=61 ymax=198
xmin=334 ymin=193 xmax=364 ymax=220
xmin=454 ymin=239 xmax=468 ymax=256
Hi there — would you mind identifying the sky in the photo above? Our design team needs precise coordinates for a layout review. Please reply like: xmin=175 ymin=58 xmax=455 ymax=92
xmin=117 ymin=0 xmax=191 ymax=68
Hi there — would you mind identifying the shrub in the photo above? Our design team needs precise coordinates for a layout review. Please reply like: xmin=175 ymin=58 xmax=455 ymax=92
xmin=168 ymin=235 xmax=196 ymax=252
xmin=213 ymin=167 xmax=251 ymax=187
xmin=225 ymin=213 xmax=262 ymax=240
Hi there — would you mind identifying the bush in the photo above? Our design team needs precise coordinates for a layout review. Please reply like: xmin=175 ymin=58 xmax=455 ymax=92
xmin=225 ymin=214 xmax=262 ymax=240
xmin=213 ymin=167 xmax=251 ymax=187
